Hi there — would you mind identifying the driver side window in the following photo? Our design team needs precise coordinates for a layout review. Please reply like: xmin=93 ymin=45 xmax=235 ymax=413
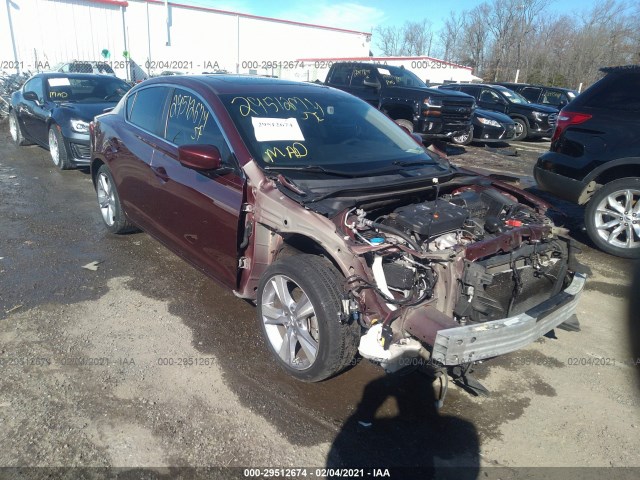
xmin=165 ymin=88 xmax=235 ymax=167
xmin=23 ymin=78 xmax=44 ymax=103
xmin=350 ymin=67 xmax=375 ymax=87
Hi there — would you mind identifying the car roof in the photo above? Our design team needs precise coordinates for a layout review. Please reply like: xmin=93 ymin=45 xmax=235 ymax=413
xmin=496 ymin=82 xmax=577 ymax=93
xmin=600 ymin=65 xmax=640 ymax=74
xmin=37 ymin=72 xmax=122 ymax=80
xmin=139 ymin=74 xmax=328 ymax=95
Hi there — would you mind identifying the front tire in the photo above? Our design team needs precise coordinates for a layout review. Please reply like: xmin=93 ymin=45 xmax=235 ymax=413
xmin=257 ymin=255 xmax=360 ymax=382
xmin=585 ymin=177 xmax=640 ymax=258
xmin=512 ymin=118 xmax=528 ymax=141
xmin=451 ymin=127 xmax=473 ymax=146
xmin=95 ymin=164 xmax=136 ymax=234
xmin=394 ymin=119 xmax=414 ymax=133
xmin=48 ymin=125 xmax=73 ymax=170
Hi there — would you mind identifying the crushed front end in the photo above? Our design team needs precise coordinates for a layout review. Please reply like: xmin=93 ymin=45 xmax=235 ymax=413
xmin=336 ymin=180 xmax=585 ymax=387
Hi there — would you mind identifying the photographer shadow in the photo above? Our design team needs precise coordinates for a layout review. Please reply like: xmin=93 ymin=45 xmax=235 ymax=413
xmin=326 ymin=369 xmax=480 ymax=480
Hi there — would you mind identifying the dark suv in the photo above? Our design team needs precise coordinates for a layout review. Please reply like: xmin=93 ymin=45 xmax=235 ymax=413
xmin=535 ymin=66 xmax=640 ymax=258
xmin=439 ymin=83 xmax=558 ymax=141
xmin=496 ymin=82 xmax=578 ymax=109
xmin=325 ymin=62 xmax=475 ymax=141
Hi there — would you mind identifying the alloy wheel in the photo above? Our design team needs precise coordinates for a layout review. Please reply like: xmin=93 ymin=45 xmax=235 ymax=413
xmin=96 ymin=172 xmax=116 ymax=227
xmin=261 ymin=275 xmax=319 ymax=370
xmin=9 ymin=115 xmax=18 ymax=142
xmin=593 ymin=188 xmax=640 ymax=249
xmin=48 ymin=128 xmax=60 ymax=166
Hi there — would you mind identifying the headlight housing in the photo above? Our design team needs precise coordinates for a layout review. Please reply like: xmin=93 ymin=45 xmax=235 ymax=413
xmin=70 ymin=119 xmax=90 ymax=133
xmin=478 ymin=117 xmax=502 ymax=128
xmin=532 ymin=111 xmax=549 ymax=122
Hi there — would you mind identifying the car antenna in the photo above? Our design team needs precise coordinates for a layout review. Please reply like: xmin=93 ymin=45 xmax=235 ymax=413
xmin=433 ymin=177 xmax=440 ymax=205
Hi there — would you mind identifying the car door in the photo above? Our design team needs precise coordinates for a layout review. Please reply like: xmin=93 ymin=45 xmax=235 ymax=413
xmin=478 ymin=88 xmax=508 ymax=113
xmin=150 ymin=87 xmax=244 ymax=287
xmin=116 ymin=85 xmax=172 ymax=232
xmin=346 ymin=65 xmax=381 ymax=108
xmin=19 ymin=77 xmax=49 ymax=145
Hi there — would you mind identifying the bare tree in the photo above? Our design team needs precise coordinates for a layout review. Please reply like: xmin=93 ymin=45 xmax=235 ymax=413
xmin=374 ymin=25 xmax=403 ymax=56
xmin=402 ymin=19 xmax=433 ymax=56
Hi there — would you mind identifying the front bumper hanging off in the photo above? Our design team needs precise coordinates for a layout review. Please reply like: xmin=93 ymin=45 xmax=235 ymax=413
xmin=431 ymin=273 xmax=586 ymax=365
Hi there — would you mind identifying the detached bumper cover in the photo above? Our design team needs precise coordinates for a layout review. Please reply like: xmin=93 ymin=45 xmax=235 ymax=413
xmin=431 ymin=273 xmax=586 ymax=365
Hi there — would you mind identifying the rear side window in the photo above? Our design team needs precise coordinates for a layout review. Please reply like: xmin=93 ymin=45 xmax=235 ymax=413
xmin=521 ymin=87 xmax=541 ymax=102
xmin=459 ymin=86 xmax=480 ymax=98
xmin=582 ymin=73 xmax=640 ymax=111
xmin=328 ymin=64 xmax=352 ymax=86
xmin=165 ymin=88 xmax=234 ymax=163
xmin=540 ymin=90 xmax=563 ymax=106
xmin=128 ymin=86 xmax=170 ymax=135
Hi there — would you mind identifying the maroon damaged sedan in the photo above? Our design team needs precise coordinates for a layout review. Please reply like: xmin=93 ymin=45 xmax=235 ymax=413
xmin=90 ymin=75 xmax=586 ymax=396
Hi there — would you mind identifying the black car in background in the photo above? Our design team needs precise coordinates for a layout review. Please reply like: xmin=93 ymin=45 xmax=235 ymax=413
xmin=496 ymin=82 xmax=579 ymax=109
xmin=451 ymin=108 xmax=515 ymax=145
xmin=8 ymin=73 xmax=130 ymax=169
xmin=439 ymin=83 xmax=558 ymax=141
xmin=535 ymin=65 xmax=640 ymax=258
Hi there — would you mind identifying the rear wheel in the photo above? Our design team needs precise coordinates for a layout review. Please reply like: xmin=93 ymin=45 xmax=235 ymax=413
xmin=9 ymin=111 xmax=30 ymax=146
xmin=95 ymin=164 xmax=136 ymax=234
xmin=257 ymin=254 xmax=360 ymax=382
xmin=512 ymin=118 xmax=528 ymax=141
xmin=584 ymin=178 xmax=640 ymax=258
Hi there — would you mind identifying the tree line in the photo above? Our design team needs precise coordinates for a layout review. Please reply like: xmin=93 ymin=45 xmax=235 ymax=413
xmin=374 ymin=0 xmax=640 ymax=90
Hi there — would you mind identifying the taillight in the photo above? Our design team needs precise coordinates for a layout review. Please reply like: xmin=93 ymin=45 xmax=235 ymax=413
xmin=551 ymin=110 xmax=592 ymax=143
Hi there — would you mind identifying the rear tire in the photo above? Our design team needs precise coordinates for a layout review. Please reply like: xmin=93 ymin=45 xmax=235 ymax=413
xmin=95 ymin=164 xmax=136 ymax=234
xmin=257 ymin=254 xmax=360 ymax=382
xmin=512 ymin=118 xmax=528 ymax=141
xmin=584 ymin=177 xmax=640 ymax=258
xmin=9 ymin=111 xmax=31 ymax=146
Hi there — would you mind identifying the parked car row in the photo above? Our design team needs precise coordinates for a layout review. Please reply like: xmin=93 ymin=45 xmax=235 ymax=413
xmin=535 ymin=65 xmax=640 ymax=258
xmin=8 ymin=73 xmax=586 ymax=397
xmin=439 ymin=83 xmax=559 ymax=141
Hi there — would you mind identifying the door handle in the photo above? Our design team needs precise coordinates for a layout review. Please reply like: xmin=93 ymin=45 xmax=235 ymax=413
xmin=153 ymin=166 xmax=170 ymax=182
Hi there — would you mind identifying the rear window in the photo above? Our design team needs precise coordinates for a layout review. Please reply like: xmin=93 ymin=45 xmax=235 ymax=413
xmin=127 ymin=86 xmax=170 ymax=135
xmin=581 ymin=73 xmax=640 ymax=111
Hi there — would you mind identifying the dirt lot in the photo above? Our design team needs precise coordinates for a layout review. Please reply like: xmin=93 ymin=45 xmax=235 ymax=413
xmin=0 ymin=126 xmax=638 ymax=479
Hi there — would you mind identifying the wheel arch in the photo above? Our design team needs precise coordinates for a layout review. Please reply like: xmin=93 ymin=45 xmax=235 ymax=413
xmin=510 ymin=114 xmax=530 ymax=126
xmin=580 ymin=158 xmax=640 ymax=204
xmin=382 ymin=103 xmax=414 ymax=121
xmin=275 ymin=233 xmax=346 ymax=277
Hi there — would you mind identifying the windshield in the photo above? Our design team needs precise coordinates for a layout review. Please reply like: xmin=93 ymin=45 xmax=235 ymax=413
xmin=500 ymin=88 xmax=529 ymax=104
xmin=220 ymin=89 xmax=438 ymax=175
xmin=46 ymin=76 xmax=131 ymax=103
xmin=377 ymin=66 xmax=427 ymax=88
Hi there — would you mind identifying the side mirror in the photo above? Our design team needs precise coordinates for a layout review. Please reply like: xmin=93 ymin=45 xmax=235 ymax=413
xmin=23 ymin=91 xmax=38 ymax=102
xmin=178 ymin=144 xmax=223 ymax=171
xmin=363 ymin=77 xmax=381 ymax=89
